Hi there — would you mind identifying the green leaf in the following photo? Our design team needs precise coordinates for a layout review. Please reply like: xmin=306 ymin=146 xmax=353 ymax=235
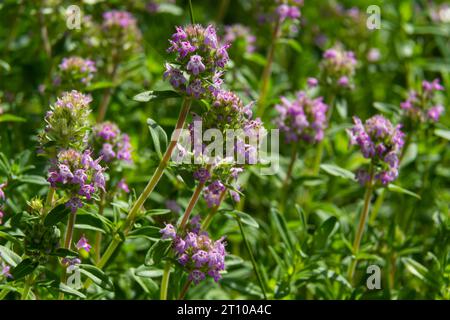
xmin=314 ymin=216 xmax=338 ymax=249
xmin=243 ymin=52 xmax=267 ymax=66
xmin=44 ymin=204 xmax=71 ymax=227
xmin=58 ymin=283 xmax=86 ymax=299
xmin=78 ymin=264 xmax=114 ymax=291
xmin=157 ymin=3 xmax=183 ymax=15
xmin=85 ymin=81 xmax=115 ymax=91
xmin=270 ymin=208 xmax=294 ymax=252
xmin=320 ymin=164 xmax=355 ymax=181
xmin=134 ymin=90 xmax=180 ymax=102
xmin=0 ymin=245 xmax=22 ymax=267
xmin=387 ymin=184 xmax=421 ymax=199
xmin=17 ymin=175 xmax=49 ymax=185
xmin=373 ymin=102 xmax=399 ymax=115
xmin=135 ymin=265 xmax=164 ymax=278
xmin=434 ymin=129 xmax=450 ymax=141
xmin=50 ymin=248 xmax=79 ymax=258
xmin=128 ymin=226 xmax=161 ymax=239
xmin=226 ymin=210 xmax=259 ymax=228
xmin=177 ymin=169 xmax=196 ymax=188
xmin=0 ymin=114 xmax=26 ymax=123
xmin=279 ymin=38 xmax=302 ymax=53
xmin=147 ymin=118 xmax=168 ymax=159
xmin=11 ymin=258 xmax=38 ymax=280
xmin=145 ymin=209 xmax=171 ymax=216
xmin=401 ymin=258 xmax=437 ymax=286
xmin=144 ymin=239 xmax=172 ymax=266
xmin=131 ymin=268 xmax=158 ymax=295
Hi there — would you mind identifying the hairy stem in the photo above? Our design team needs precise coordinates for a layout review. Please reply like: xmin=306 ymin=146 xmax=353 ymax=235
xmin=178 ymin=279 xmax=192 ymax=300
xmin=160 ymin=261 xmax=172 ymax=300
xmin=96 ymin=63 xmax=119 ymax=123
xmin=347 ymin=164 xmax=374 ymax=284
xmin=59 ymin=210 xmax=77 ymax=299
xmin=179 ymin=178 xmax=208 ymax=231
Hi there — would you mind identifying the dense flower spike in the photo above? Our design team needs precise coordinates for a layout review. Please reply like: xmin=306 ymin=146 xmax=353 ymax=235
xmin=92 ymin=122 xmax=133 ymax=164
xmin=58 ymin=56 xmax=97 ymax=86
xmin=347 ymin=115 xmax=405 ymax=186
xmin=400 ymin=78 xmax=445 ymax=125
xmin=164 ymin=24 xmax=230 ymax=99
xmin=102 ymin=10 xmax=142 ymax=54
xmin=320 ymin=46 xmax=357 ymax=89
xmin=274 ymin=91 xmax=328 ymax=144
xmin=223 ymin=24 xmax=256 ymax=56
xmin=276 ymin=0 xmax=303 ymax=21
xmin=173 ymin=89 xmax=264 ymax=204
xmin=160 ymin=216 xmax=227 ymax=284
xmin=39 ymin=91 xmax=92 ymax=154
xmin=47 ymin=149 xmax=106 ymax=213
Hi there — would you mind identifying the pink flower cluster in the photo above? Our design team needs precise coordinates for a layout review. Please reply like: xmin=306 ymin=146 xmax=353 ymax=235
xmin=347 ymin=115 xmax=405 ymax=185
xmin=321 ymin=47 xmax=357 ymax=89
xmin=224 ymin=24 xmax=256 ymax=55
xmin=274 ymin=91 xmax=328 ymax=144
xmin=92 ymin=122 xmax=132 ymax=163
xmin=400 ymin=78 xmax=445 ymax=124
xmin=164 ymin=25 xmax=230 ymax=99
xmin=47 ymin=149 xmax=106 ymax=212
xmin=59 ymin=56 xmax=97 ymax=85
xmin=276 ymin=0 xmax=303 ymax=21
xmin=160 ymin=216 xmax=227 ymax=284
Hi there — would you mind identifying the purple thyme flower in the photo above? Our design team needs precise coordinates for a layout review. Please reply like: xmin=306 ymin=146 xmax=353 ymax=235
xmin=76 ymin=235 xmax=92 ymax=252
xmin=165 ymin=24 xmax=229 ymax=99
xmin=186 ymin=55 xmax=206 ymax=75
xmin=0 ymin=182 xmax=6 ymax=201
xmin=274 ymin=91 xmax=328 ymax=144
xmin=224 ymin=24 xmax=256 ymax=55
xmin=0 ymin=210 xmax=4 ymax=225
xmin=160 ymin=224 xmax=176 ymax=240
xmin=160 ymin=216 xmax=227 ymax=285
xmin=117 ymin=179 xmax=130 ymax=193
xmin=58 ymin=56 xmax=97 ymax=86
xmin=347 ymin=115 xmax=404 ymax=186
xmin=400 ymin=79 xmax=445 ymax=125
xmin=193 ymin=167 xmax=211 ymax=183
xmin=307 ymin=77 xmax=318 ymax=88
xmin=93 ymin=122 xmax=133 ymax=164
xmin=1 ymin=262 xmax=12 ymax=279
xmin=66 ymin=197 xmax=83 ymax=213
xmin=203 ymin=180 xmax=226 ymax=208
xmin=189 ymin=270 xmax=206 ymax=285
xmin=321 ymin=46 xmax=357 ymax=89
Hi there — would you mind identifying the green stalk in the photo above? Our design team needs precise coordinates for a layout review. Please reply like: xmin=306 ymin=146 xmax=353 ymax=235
xmin=237 ymin=217 xmax=267 ymax=299
xmin=178 ymin=279 xmax=192 ymax=300
xmin=84 ymin=98 xmax=191 ymax=288
xmin=160 ymin=261 xmax=172 ymax=300
xmin=59 ymin=210 xmax=77 ymax=299
xmin=347 ymin=164 xmax=375 ymax=284
xmin=188 ymin=0 xmax=195 ymax=24
xmin=179 ymin=180 xmax=206 ymax=231
xmin=256 ymin=18 xmax=281 ymax=118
